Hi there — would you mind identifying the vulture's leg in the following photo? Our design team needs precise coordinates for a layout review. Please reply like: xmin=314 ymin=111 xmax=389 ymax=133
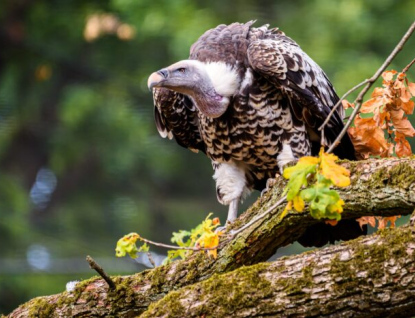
xmin=227 ymin=199 xmax=239 ymax=223
xmin=212 ymin=161 xmax=250 ymax=226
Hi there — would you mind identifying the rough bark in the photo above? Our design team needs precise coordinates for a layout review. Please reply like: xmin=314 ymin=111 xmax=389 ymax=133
xmin=142 ymin=213 xmax=415 ymax=318
xmin=6 ymin=157 xmax=415 ymax=317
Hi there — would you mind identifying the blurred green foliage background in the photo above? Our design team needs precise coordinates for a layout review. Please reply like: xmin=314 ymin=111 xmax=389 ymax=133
xmin=1 ymin=0 xmax=414 ymax=314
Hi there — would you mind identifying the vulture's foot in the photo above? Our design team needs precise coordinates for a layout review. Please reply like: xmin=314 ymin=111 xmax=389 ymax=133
xmin=260 ymin=177 xmax=277 ymax=198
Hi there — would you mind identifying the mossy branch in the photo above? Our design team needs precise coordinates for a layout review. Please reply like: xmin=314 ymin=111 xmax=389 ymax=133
xmin=6 ymin=157 xmax=415 ymax=317
xmin=142 ymin=210 xmax=415 ymax=318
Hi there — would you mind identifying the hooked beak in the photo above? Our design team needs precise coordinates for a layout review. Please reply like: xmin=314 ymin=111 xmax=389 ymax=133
xmin=147 ymin=69 xmax=168 ymax=91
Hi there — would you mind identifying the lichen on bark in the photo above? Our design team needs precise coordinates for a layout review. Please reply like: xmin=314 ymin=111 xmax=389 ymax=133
xmin=6 ymin=158 xmax=415 ymax=318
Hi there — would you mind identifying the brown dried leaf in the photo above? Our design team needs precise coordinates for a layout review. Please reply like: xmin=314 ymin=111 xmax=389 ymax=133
xmin=371 ymin=87 xmax=385 ymax=98
xmin=399 ymin=87 xmax=412 ymax=103
xmin=373 ymin=108 xmax=390 ymax=127
xmin=349 ymin=116 xmax=391 ymax=158
xmin=390 ymin=109 xmax=415 ymax=137
xmin=360 ymin=97 xmax=384 ymax=114
xmin=394 ymin=132 xmax=413 ymax=157
xmin=393 ymin=78 xmax=406 ymax=90
xmin=400 ymin=99 xmax=414 ymax=115
xmin=376 ymin=216 xmax=401 ymax=229
xmin=356 ymin=216 xmax=376 ymax=230
xmin=342 ymin=99 xmax=354 ymax=109
xmin=382 ymin=70 xmax=397 ymax=82
xmin=408 ymin=82 xmax=415 ymax=96
xmin=325 ymin=219 xmax=338 ymax=226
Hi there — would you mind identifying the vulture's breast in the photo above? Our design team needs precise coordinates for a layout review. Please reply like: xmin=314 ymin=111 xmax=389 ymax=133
xmin=198 ymin=71 xmax=309 ymax=180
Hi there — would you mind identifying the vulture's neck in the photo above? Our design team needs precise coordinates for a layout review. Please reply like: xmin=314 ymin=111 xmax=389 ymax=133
xmin=191 ymin=62 xmax=239 ymax=118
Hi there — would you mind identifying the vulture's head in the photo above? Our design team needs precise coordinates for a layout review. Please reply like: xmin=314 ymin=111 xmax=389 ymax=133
xmin=148 ymin=60 xmax=239 ymax=118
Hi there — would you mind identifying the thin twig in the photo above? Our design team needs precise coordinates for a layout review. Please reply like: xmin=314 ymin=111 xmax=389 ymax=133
xmin=229 ymin=195 xmax=287 ymax=237
xmin=326 ymin=21 xmax=415 ymax=154
xmin=86 ymin=255 xmax=116 ymax=290
xmin=138 ymin=236 xmax=218 ymax=251
xmin=402 ymin=56 xmax=415 ymax=73
xmin=319 ymin=80 xmax=369 ymax=145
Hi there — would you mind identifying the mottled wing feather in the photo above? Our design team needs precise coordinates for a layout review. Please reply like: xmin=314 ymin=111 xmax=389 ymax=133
xmin=190 ymin=21 xmax=252 ymax=69
xmin=152 ymin=88 xmax=205 ymax=153
xmin=246 ymin=34 xmax=355 ymax=159
xmin=247 ymin=37 xmax=341 ymax=128
xmin=154 ymin=106 xmax=172 ymax=139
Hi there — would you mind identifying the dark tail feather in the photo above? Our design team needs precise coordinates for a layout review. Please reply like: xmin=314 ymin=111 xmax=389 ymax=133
xmin=297 ymin=219 xmax=367 ymax=248
xmin=331 ymin=131 xmax=356 ymax=161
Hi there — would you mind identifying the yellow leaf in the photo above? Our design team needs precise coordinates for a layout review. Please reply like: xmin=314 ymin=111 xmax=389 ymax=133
xmin=328 ymin=198 xmax=344 ymax=214
xmin=282 ymin=156 xmax=319 ymax=179
xmin=115 ymin=233 xmax=141 ymax=258
xmin=319 ymin=150 xmax=350 ymax=187
xmin=293 ymin=195 xmax=305 ymax=212
xmin=279 ymin=201 xmax=292 ymax=221
xmin=196 ymin=231 xmax=221 ymax=259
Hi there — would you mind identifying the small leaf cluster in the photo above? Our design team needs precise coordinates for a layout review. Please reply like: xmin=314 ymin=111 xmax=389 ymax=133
xmin=344 ymin=70 xmax=413 ymax=229
xmin=115 ymin=233 xmax=149 ymax=259
xmin=345 ymin=70 xmax=415 ymax=158
xmin=166 ymin=213 xmax=222 ymax=263
xmin=115 ymin=213 xmax=222 ymax=266
xmin=282 ymin=149 xmax=350 ymax=222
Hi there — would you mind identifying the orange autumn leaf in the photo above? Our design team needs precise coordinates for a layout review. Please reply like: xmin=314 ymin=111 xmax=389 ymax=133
xmin=382 ymin=70 xmax=397 ymax=82
xmin=394 ymin=132 xmax=412 ymax=157
xmin=390 ymin=109 xmax=415 ymax=137
xmin=377 ymin=216 xmax=401 ymax=229
xmin=349 ymin=116 xmax=391 ymax=158
xmin=356 ymin=216 xmax=377 ymax=230
xmin=360 ymin=97 xmax=384 ymax=114
xmin=408 ymin=82 xmax=415 ymax=96
xmin=325 ymin=219 xmax=338 ymax=226
xmin=357 ymin=216 xmax=401 ymax=230
xmin=342 ymin=99 xmax=354 ymax=109
xmin=373 ymin=108 xmax=390 ymax=128
xmin=393 ymin=77 xmax=405 ymax=89
xmin=371 ymin=87 xmax=385 ymax=98
xmin=399 ymin=87 xmax=412 ymax=103
xmin=400 ymin=99 xmax=414 ymax=115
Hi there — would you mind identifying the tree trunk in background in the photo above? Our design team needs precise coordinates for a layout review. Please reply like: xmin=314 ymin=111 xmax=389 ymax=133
xmin=7 ymin=157 xmax=415 ymax=317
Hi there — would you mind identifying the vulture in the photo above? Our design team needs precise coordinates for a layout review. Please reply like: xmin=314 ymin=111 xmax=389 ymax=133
xmin=147 ymin=21 xmax=366 ymax=247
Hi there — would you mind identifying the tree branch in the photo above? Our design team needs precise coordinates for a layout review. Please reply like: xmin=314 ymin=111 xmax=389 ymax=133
xmin=142 ymin=209 xmax=415 ymax=318
xmin=402 ymin=56 xmax=415 ymax=74
xmin=6 ymin=157 xmax=415 ymax=317
xmin=86 ymin=255 xmax=116 ymax=290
